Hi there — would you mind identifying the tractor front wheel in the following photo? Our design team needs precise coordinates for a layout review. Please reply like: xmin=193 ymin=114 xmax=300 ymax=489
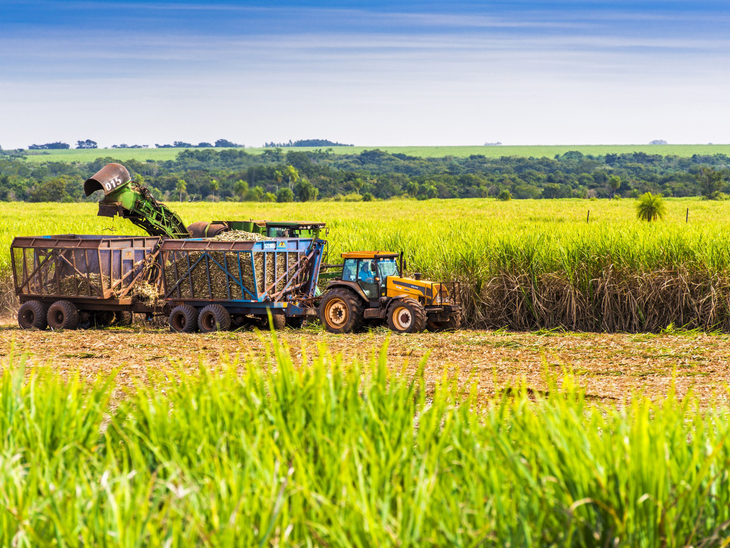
xmin=387 ymin=298 xmax=427 ymax=334
xmin=319 ymin=289 xmax=364 ymax=333
xmin=426 ymin=310 xmax=462 ymax=332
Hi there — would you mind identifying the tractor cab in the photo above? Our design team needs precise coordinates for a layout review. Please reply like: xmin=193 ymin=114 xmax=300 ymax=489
xmin=341 ymin=251 xmax=401 ymax=300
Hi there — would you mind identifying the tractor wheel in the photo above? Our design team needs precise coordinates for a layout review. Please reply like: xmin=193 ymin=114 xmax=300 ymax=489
xmin=169 ymin=305 xmax=198 ymax=333
xmin=319 ymin=289 xmax=364 ymax=334
xmin=198 ymin=304 xmax=231 ymax=333
xmin=18 ymin=301 xmax=47 ymax=330
xmin=47 ymin=300 xmax=79 ymax=330
xmin=387 ymin=298 xmax=427 ymax=334
xmin=426 ymin=310 xmax=462 ymax=332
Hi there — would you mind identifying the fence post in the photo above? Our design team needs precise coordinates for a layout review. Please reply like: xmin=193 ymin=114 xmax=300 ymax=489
xmin=587 ymin=210 xmax=590 ymax=223
xmin=686 ymin=207 xmax=689 ymax=223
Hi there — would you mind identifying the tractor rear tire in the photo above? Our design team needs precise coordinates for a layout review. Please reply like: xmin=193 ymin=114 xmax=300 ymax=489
xmin=426 ymin=310 xmax=462 ymax=332
xmin=387 ymin=298 xmax=427 ymax=334
xmin=169 ymin=305 xmax=198 ymax=333
xmin=47 ymin=300 xmax=79 ymax=330
xmin=198 ymin=304 xmax=231 ymax=333
xmin=18 ymin=301 xmax=47 ymax=330
xmin=319 ymin=289 xmax=364 ymax=334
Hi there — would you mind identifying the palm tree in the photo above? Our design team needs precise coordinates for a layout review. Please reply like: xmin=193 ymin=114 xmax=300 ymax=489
xmin=176 ymin=179 xmax=187 ymax=202
xmin=635 ymin=192 xmax=666 ymax=222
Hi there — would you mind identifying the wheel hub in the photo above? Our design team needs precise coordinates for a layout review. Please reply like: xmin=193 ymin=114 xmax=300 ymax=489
xmin=394 ymin=307 xmax=412 ymax=330
xmin=326 ymin=299 xmax=348 ymax=327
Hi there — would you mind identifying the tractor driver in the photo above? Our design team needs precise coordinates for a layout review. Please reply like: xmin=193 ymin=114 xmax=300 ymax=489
xmin=358 ymin=260 xmax=376 ymax=284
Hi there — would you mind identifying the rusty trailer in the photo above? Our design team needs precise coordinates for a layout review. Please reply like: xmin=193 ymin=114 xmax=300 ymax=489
xmin=11 ymin=235 xmax=162 ymax=330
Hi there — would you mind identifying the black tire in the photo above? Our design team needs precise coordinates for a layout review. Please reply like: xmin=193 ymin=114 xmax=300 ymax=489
xmin=47 ymin=300 xmax=79 ymax=330
xmin=18 ymin=301 xmax=47 ymax=330
xmin=114 ymin=311 xmax=134 ymax=327
xmin=387 ymin=298 xmax=427 ymax=334
xmin=286 ymin=317 xmax=306 ymax=329
xmin=426 ymin=310 xmax=462 ymax=332
xmin=198 ymin=304 xmax=231 ymax=333
xmin=169 ymin=305 xmax=198 ymax=333
xmin=318 ymin=289 xmax=364 ymax=334
xmin=267 ymin=313 xmax=286 ymax=331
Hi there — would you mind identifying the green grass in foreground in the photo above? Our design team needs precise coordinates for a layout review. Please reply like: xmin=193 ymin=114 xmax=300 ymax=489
xmin=19 ymin=143 xmax=730 ymax=162
xmin=0 ymin=337 xmax=729 ymax=545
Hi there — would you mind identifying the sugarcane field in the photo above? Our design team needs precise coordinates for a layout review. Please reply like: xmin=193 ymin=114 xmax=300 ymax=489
xmin=4 ymin=1 xmax=730 ymax=544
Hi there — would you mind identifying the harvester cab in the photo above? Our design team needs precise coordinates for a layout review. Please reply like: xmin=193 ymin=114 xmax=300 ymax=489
xmin=318 ymin=251 xmax=461 ymax=334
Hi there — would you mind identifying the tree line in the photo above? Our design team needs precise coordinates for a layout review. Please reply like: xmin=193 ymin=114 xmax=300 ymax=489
xmin=0 ymin=148 xmax=729 ymax=203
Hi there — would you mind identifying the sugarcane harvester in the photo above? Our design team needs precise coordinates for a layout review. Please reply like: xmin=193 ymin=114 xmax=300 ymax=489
xmin=83 ymin=163 xmax=325 ymax=240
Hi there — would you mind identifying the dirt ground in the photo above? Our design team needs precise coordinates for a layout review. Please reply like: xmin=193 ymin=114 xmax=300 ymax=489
xmin=2 ymin=315 xmax=730 ymax=406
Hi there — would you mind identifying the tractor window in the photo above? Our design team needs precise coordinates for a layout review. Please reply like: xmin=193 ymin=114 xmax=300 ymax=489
xmin=357 ymin=259 xmax=378 ymax=298
xmin=377 ymin=258 xmax=399 ymax=278
xmin=342 ymin=259 xmax=357 ymax=282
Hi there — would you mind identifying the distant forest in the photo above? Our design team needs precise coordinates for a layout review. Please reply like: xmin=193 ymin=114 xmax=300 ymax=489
xmin=0 ymin=147 xmax=729 ymax=203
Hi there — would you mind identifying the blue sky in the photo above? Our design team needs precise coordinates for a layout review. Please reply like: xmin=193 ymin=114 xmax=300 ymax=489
xmin=1 ymin=1 xmax=729 ymax=147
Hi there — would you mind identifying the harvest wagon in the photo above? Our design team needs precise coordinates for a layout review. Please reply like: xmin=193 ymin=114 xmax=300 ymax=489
xmin=12 ymin=234 xmax=326 ymax=332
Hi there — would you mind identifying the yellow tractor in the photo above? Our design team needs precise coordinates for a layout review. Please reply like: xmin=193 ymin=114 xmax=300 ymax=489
xmin=318 ymin=251 xmax=461 ymax=333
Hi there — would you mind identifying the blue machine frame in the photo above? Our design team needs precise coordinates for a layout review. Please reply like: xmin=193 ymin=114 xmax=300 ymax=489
xmin=160 ymin=238 xmax=325 ymax=316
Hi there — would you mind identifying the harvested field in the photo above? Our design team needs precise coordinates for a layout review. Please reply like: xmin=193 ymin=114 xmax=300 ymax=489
xmin=2 ymin=321 xmax=729 ymax=406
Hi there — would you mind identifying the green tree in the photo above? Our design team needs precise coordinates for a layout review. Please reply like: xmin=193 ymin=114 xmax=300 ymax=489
xmin=248 ymin=186 xmax=264 ymax=201
xmin=696 ymin=168 xmax=725 ymax=200
xmin=635 ymin=192 xmax=666 ymax=222
xmin=362 ymin=192 xmax=374 ymax=202
xmin=497 ymin=189 xmax=511 ymax=201
xmin=284 ymin=165 xmax=299 ymax=190
xmin=233 ymin=180 xmax=248 ymax=200
xmin=28 ymin=178 xmax=68 ymax=202
xmin=295 ymin=179 xmax=318 ymax=202
xmin=263 ymin=192 xmax=277 ymax=202
xmin=276 ymin=188 xmax=294 ymax=202
xmin=608 ymin=175 xmax=621 ymax=198
xmin=176 ymin=179 xmax=187 ymax=202
xmin=210 ymin=179 xmax=219 ymax=197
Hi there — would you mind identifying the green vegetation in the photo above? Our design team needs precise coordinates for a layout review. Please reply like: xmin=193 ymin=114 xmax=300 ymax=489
xmin=3 ymin=146 xmax=730 ymax=203
xmin=1 ymin=339 xmax=730 ymax=545
xmin=4 ymin=199 xmax=730 ymax=331
xmin=635 ymin=192 xmax=667 ymax=222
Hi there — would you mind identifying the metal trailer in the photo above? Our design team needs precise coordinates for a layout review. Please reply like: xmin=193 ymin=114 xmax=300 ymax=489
xmin=12 ymin=235 xmax=326 ymax=332
xmin=160 ymin=237 xmax=326 ymax=332
xmin=11 ymin=234 xmax=162 ymax=330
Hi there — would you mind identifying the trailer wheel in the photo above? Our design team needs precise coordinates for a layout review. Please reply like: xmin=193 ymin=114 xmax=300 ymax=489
xmin=18 ymin=301 xmax=47 ymax=330
xmin=286 ymin=317 xmax=305 ymax=329
xmin=114 ymin=311 xmax=134 ymax=327
xmin=47 ymin=301 xmax=79 ymax=330
xmin=426 ymin=311 xmax=461 ymax=332
xmin=387 ymin=298 xmax=427 ymax=334
xmin=267 ymin=313 xmax=286 ymax=331
xmin=198 ymin=304 xmax=231 ymax=333
xmin=169 ymin=305 xmax=198 ymax=333
xmin=319 ymin=289 xmax=364 ymax=333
